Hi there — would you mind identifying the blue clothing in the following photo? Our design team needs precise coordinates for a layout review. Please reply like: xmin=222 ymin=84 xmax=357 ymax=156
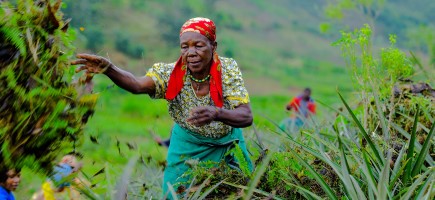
xmin=51 ymin=163 xmax=73 ymax=188
xmin=279 ymin=117 xmax=305 ymax=133
xmin=163 ymin=123 xmax=252 ymax=198
xmin=0 ymin=186 xmax=15 ymax=200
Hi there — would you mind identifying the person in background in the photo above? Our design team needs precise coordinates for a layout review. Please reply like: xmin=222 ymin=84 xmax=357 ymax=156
xmin=32 ymin=154 xmax=84 ymax=200
xmin=0 ymin=167 xmax=21 ymax=200
xmin=281 ymin=88 xmax=316 ymax=132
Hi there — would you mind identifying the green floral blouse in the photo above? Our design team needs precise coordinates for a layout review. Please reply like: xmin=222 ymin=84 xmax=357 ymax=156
xmin=146 ymin=57 xmax=250 ymax=138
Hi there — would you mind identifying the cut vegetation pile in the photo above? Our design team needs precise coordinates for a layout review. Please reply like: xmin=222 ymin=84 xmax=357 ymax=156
xmin=0 ymin=0 xmax=97 ymax=172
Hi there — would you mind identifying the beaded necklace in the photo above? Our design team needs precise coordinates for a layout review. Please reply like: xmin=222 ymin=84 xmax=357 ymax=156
xmin=187 ymin=74 xmax=210 ymax=83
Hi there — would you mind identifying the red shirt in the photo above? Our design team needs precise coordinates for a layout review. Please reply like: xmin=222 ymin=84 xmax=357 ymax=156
xmin=287 ymin=96 xmax=316 ymax=117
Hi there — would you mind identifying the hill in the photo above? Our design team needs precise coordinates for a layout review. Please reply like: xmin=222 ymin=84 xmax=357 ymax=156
xmin=60 ymin=0 xmax=434 ymax=102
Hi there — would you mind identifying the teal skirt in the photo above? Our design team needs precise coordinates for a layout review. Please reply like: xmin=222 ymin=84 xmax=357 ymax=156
xmin=162 ymin=123 xmax=252 ymax=197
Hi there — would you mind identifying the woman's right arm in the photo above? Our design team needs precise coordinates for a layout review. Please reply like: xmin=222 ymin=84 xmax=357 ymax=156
xmin=71 ymin=53 xmax=156 ymax=95
xmin=103 ymin=65 xmax=155 ymax=94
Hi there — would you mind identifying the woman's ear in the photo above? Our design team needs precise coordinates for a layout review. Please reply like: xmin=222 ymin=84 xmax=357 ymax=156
xmin=212 ymin=41 xmax=218 ymax=52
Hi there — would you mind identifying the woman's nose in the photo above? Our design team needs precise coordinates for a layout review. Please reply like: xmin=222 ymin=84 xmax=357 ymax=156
xmin=187 ymin=47 xmax=196 ymax=56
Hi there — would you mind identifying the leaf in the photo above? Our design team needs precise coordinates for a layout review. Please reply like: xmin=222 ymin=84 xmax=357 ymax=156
xmin=390 ymin=121 xmax=434 ymax=164
xmin=223 ymin=181 xmax=284 ymax=200
xmin=377 ymin=150 xmax=391 ymax=200
xmin=115 ymin=137 xmax=122 ymax=156
xmin=165 ymin=183 xmax=178 ymax=200
xmin=92 ymin=167 xmax=105 ymax=178
xmin=230 ymin=143 xmax=250 ymax=177
xmin=361 ymin=150 xmax=378 ymax=194
xmin=290 ymin=148 xmax=338 ymax=200
xmin=414 ymin=172 xmax=434 ymax=199
xmin=0 ymin=27 xmax=27 ymax=57
xmin=114 ymin=156 xmax=138 ymax=200
xmin=283 ymin=181 xmax=323 ymax=200
xmin=244 ymin=150 xmax=274 ymax=200
xmin=338 ymin=90 xmax=384 ymax=165
xmin=409 ymin=51 xmax=430 ymax=80
xmin=53 ymin=0 xmax=62 ymax=12
xmin=89 ymin=135 xmax=99 ymax=144
xmin=198 ymin=180 xmax=224 ymax=200
xmin=389 ymin=148 xmax=408 ymax=192
xmin=337 ymin=135 xmax=362 ymax=200
xmin=189 ymin=176 xmax=211 ymax=200
xmin=126 ymin=142 xmax=136 ymax=150
xmin=403 ymin=106 xmax=420 ymax=185
xmin=46 ymin=0 xmax=60 ymax=33
xmin=411 ymin=121 xmax=435 ymax=177
xmin=399 ymin=168 xmax=434 ymax=200
xmin=60 ymin=18 xmax=71 ymax=32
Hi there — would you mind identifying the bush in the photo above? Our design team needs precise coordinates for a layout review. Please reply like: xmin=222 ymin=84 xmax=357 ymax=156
xmin=83 ymin=27 xmax=105 ymax=51
xmin=114 ymin=33 xmax=145 ymax=59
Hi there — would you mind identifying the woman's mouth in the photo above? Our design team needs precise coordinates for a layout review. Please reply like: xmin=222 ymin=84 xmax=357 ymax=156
xmin=188 ymin=61 xmax=201 ymax=67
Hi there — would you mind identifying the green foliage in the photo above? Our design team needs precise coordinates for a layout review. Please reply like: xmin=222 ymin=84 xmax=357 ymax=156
xmin=330 ymin=90 xmax=435 ymax=199
xmin=333 ymin=24 xmax=386 ymax=98
xmin=1 ymin=27 xmax=27 ymax=57
xmin=62 ymin=0 xmax=103 ymax=28
xmin=332 ymin=25 xmax=432 ymax=144
xmin=114 ymin=32 xmax=145 ymax=59
xmin=227 ymin=143 xmax=251 ymax=177
xmin=82 ymin=27 xmax=105 ymax=52
xmin=182 ymin=160 xmax=248 ymax=199
xmin=0 ymin=0 xmax=97 ymax=173
xmin=381 ymin=35 xmax=413 ymax=81
xmin=323 ymin=0 xmax=386 ymax=32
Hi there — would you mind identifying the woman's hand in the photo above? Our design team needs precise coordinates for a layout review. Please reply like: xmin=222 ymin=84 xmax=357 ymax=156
xmin=71 ymin=53 xmax=113 ymax=74
xmin=187 ymin=106 xmax=220 ymax=127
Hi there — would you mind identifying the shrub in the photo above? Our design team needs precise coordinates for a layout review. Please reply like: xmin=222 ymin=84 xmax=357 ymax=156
xmin=114 ymin=32 xmax=145 ymax=59
xmin=83 ymin=27 xmax=105 ymax=51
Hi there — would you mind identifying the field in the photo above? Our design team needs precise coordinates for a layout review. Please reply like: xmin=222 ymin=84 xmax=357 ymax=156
xmin=2 ymin=0 xmax=435 ymax=199
xmin=15 ymin=78 xmax=338 ymax=198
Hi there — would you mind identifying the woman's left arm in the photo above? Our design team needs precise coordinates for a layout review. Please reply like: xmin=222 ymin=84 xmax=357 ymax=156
xmin=187 ymin=104 xmax=253 ymax=128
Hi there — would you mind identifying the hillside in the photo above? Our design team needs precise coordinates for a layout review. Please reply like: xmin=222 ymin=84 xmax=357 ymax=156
xmin=60 ymin=0 xmax=434 ymax=102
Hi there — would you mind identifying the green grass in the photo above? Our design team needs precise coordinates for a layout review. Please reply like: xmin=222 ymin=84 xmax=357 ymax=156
xmin=8 ymin=76 xmax=304 ymax=198
xmin=14 ymin=69 xmax=354 ymax=199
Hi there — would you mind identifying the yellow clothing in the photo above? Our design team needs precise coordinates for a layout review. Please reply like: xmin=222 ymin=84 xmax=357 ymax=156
xmin=146 ymin=57 xmax=249 ymax=138
xmin=41 ymin=182 xmax=55 ymax=200
xmin=32 ymin=181 xmax=80 ymax=200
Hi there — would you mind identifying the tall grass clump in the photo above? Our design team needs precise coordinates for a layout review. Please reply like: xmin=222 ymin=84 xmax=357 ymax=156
xmin=155 ymin=25 xmax=435 ymax=199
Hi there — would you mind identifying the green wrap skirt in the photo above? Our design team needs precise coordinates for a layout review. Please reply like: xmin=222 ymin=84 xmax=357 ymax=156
xmin=162 ymin=123 xmax=252 ymax=198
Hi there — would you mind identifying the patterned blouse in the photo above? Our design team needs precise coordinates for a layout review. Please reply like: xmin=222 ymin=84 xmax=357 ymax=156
xmin=146 ymin=57 xmax=250 ymax=138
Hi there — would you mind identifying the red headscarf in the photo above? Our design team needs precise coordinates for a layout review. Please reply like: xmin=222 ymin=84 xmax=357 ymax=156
xmin=165 ymin=17 xmax=223 ymax=107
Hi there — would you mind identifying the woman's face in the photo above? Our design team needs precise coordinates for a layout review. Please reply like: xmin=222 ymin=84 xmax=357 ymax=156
xmin=180 ymin=32 xmax=216 ymax=75
xmin=3 ymin=169 xmax=21 ymax=191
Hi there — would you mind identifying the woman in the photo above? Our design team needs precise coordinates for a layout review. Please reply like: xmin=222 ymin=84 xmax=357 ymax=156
xmin=72 ymin=17 xmax=253 ymax=195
